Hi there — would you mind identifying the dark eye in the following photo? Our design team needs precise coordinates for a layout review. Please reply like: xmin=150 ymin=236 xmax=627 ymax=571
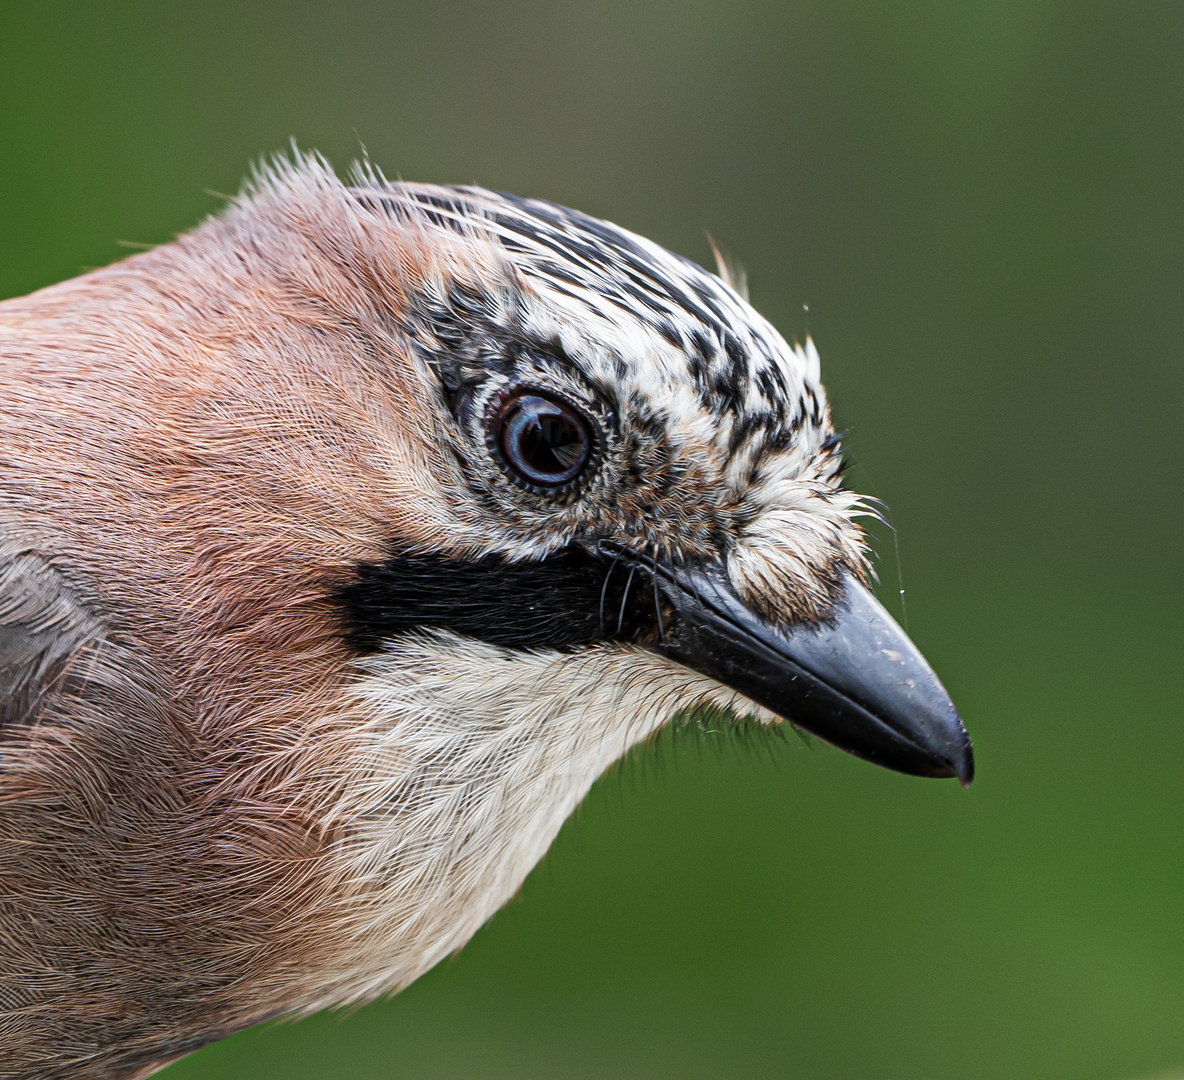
xmin=490 ymin=388 xmax=594 ymax=489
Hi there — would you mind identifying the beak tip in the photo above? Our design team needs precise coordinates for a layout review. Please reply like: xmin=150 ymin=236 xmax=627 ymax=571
xmin=907 ymin=706 xmax=973 ymax=786
xmin=956 ymin=741 xmax=975 ymax=789
xmin=937 ymin=724 xmax=974 ymax=787
xmin=892 ymin=733 xmax=973 ymax=786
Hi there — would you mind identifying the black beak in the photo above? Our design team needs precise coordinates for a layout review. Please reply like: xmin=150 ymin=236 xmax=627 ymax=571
xmin=642 ymin=559 xmax=973 ymax=784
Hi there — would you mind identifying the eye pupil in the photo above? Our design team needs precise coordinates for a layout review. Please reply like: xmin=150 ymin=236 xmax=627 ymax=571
xmin=493 ymin=391 xmax=593 ymax=488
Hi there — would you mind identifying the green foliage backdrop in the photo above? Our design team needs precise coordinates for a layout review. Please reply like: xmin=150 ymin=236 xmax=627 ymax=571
xmin=2 ymin=3 xmax=1181 ymax=1077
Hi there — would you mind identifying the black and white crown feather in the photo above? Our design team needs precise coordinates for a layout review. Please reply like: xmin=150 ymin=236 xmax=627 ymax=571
xmin=240 ymin=154 xmax=869 ymax=623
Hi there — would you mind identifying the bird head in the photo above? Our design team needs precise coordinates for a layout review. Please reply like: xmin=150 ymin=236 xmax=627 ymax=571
xmin=259 ymin=160 xmax=975 ymax=1001
xmin=321 ymin=170 xmax=972 ymax=784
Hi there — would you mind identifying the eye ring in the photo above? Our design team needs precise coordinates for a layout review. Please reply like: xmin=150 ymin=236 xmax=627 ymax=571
xmin=486 ymin=386 xmax=598 ymax=495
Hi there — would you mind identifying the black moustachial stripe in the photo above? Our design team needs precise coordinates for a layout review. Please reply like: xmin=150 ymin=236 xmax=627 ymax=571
xmin=334 ymin=546 xmax=660 ymax=654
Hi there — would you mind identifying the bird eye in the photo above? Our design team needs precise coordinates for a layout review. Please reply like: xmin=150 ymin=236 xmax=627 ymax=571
xmin=490 ymin=388 xmax=593 ymax=490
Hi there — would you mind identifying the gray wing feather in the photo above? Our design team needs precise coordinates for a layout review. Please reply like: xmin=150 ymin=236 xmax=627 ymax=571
xmin=0 ymin=537 xmax=106 ymax=737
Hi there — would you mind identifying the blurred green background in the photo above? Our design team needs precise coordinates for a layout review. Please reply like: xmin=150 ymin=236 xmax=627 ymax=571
xmin=2 ymin=2 xmax=1182 ymax=1078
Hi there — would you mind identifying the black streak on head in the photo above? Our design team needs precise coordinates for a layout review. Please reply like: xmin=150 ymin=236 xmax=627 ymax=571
xmin=357 ymin=182 xmax=811 ymax=472
xmin=334 ymin=547 xmax=661 ymax=655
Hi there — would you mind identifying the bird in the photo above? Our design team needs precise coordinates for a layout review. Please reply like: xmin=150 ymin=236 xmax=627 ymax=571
xmin=0 ymin=153 xmax=972 ymax=1079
